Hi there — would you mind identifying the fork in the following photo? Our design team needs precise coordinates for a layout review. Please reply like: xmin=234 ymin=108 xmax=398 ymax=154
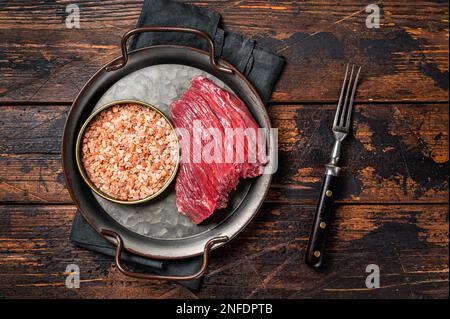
xmin=305 ymin=64 xmax=361 ymax=268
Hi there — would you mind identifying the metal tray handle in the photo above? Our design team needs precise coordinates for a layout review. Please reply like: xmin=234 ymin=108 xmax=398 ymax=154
xmin=105 ymin=27 xmax=233 ymax=74
xmin=101 ymin=229 xmax=229 ymax=281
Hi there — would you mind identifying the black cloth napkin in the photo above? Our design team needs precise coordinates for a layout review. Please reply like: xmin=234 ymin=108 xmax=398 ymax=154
xmin=70 ymin=0 xmax=285 ymax=290
xmin=129 ymin=0 xmax=285 ymax=102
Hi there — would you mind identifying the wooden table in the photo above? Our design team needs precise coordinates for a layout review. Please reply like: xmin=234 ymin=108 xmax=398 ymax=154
xmin=0 ymin=1 xmax=448 ymax=299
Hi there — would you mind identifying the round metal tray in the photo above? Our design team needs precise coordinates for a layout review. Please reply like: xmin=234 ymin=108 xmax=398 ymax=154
xmin=61 ymin=27 xmax=276 ymax=281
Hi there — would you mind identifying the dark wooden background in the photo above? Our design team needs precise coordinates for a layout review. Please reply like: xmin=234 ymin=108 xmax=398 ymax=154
xmin=0 ymin=0 xmax=448 ymax=299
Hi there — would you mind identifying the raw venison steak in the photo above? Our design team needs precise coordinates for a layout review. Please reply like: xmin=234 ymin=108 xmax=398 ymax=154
xmin=170 ymin=76 xmax=267 ymax=224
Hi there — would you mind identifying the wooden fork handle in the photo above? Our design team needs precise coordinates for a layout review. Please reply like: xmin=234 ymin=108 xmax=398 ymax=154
xmin=305 ymin=171 xmax=338 ymax=268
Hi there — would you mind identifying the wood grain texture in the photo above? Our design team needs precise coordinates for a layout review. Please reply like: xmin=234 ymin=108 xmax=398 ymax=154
xmin=0 ymin=103 xmax=447 ymax=204
xmin=0 ymin=0 xmax=448 ymax=102
xmin=0 ymin=0 xmax=448 ymax=300
xmin=0 ymin=204 xmax=447 ymax=299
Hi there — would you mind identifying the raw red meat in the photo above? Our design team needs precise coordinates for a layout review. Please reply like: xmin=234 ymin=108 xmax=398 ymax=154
xmin=170 ymin=76 xmax=267 ymax=224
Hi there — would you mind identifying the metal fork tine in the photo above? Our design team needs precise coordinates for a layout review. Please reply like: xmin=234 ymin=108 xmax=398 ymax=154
xmin=333 ymin=64 xmax=350 ymax=127
xmin=339 ymin=64 xmax=355 ymax=127
xmin=344 ymin=66 xmax=361 ymax=129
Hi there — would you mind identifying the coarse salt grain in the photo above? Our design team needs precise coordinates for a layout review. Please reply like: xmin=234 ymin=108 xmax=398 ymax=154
xmin=81 ymin=103 xmax=178 ymax=201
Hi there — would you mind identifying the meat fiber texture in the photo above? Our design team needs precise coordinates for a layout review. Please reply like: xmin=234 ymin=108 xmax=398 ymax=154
xmin=170 ymin=76 xmax=267 ymax=224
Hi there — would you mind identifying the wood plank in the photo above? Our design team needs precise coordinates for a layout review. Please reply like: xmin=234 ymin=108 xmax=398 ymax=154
xmin=0 ymin=204 xmax=447 ymax=298
xmin=0 ymin=103 xmax=448 ymax=204
xmin=269 ymin=103 xmax=449 ymax=204
xmin=0 ymin=0 xmax=448 ymax=102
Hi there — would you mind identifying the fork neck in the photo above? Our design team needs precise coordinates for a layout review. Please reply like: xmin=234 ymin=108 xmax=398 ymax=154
xmin=329 ymin=140 xmax=342 ymax=166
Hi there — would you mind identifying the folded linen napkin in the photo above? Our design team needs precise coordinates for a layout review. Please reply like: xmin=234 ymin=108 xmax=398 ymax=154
xmin=129 ymin=0 xmax=285 ymax=102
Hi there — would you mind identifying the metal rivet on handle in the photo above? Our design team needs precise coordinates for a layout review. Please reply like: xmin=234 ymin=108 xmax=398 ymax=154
xmin=320 ymin=222 xmax=327 ymax=229
xmin=314 ymin=251 xmax=321 ymax=258
xmin=325 ymin=190 xmax=333 ymax=197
